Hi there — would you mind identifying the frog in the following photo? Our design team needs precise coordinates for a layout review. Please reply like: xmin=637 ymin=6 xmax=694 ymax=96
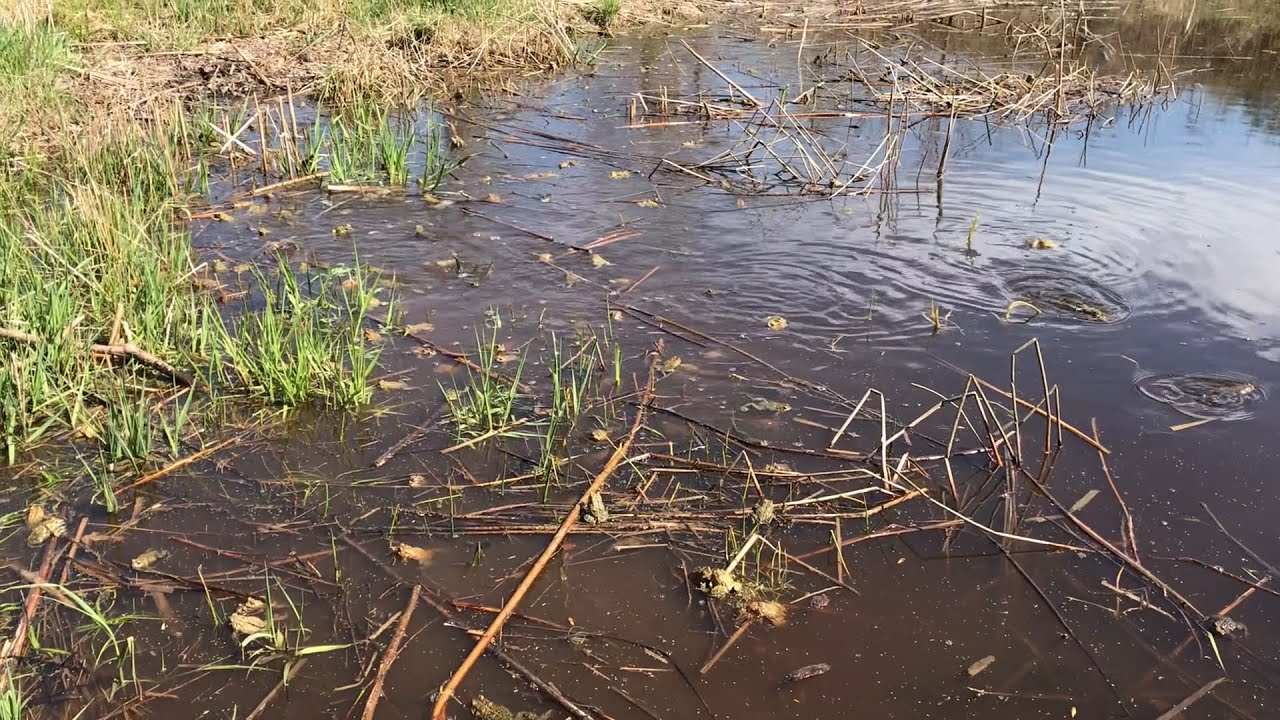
xmin=738 ymin=398 xmax=791 ymax=413
xmin=131 ymin=548 xmax=170 ymax=571
xmin=27 ymin=514 xmax=66 ymax=547
xmin=1207 ymin=614 xmax=1248 ymax=638
xmin=1026 ymin=291 xmax=1110 ymax=322
xmin=582 ymin=491 xmax=609 ymax=525
xmin=470 ymin=695 xmax=553 ymax=720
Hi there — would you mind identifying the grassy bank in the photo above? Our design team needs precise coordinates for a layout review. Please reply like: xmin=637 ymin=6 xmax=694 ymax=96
xmin=0 ymin=0 xmax=703 ymax=469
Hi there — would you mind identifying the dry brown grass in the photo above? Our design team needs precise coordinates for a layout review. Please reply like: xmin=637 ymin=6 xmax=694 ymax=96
xmin=47 ymin=0 xmax=711 ymax=117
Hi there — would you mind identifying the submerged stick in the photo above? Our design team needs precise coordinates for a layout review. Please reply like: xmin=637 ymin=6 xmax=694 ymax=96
xmin=244 ymin=659 xmax=307 ymax=720
xmin=429 ymin=367 xmax=656 ymax=720
xmin=361 ymin=586 xmax=420 ymax=720
xmin=0 ymin=540 xmax=60 ymax=691
xmin=486 ymin=643 xmax=596 ymax=720
xmin=1153 ymin=677 xmax=1228 ymax=720
xmin=1201 ymin=503 xmax=1280 ymax=579
xmin=372 ymin=407 xmax=446 ymax=468
xmin=699 ymin=619 xmax=754 ymax=674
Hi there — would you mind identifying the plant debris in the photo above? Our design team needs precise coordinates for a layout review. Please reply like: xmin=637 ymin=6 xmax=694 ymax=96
xmin=783 ymin=663 xmax=831 ymax=683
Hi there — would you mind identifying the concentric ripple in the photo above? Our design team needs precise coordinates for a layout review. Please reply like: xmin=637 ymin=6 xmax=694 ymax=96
xmin=1003 ymin=269 xmax=1132 ymax=324
xmin=1135 ymin=371 xmax=1265 ymax=421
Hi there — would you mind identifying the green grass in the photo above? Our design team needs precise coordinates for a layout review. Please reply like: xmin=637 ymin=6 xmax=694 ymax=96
xmin=583 ymin=0 xmax=622 ymax=28
xmin=442 ymin=323 xmax=528 ymax=439
xmin=216 ymin=258 xmax=390 ymax=408
xmin=0 ymin=24 xmax=75 ymax=145
xmin=0 ymin=111 xmax=397 ymax=464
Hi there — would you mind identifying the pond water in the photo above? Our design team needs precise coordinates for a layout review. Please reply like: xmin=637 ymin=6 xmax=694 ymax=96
xmin=30 ymin=6 xmax=1280 ymax=720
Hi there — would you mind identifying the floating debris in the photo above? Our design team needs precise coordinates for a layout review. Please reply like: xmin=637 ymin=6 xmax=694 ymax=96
xmin=591 ymin=254 xmax=611 ymax=267
xmin=1069 ymin=489 xmax=1100 ymax=514
xmin=967 ymin=655 xmax=996 ymax=677
xmin=783 ymin=663 xmax=831 ymax=683
xmin=609 ymin=170 xmax=632 ymax=179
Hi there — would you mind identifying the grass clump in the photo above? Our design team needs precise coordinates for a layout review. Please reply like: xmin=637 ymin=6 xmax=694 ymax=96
xmin=217 ymin=259 xmax=391 ymax=409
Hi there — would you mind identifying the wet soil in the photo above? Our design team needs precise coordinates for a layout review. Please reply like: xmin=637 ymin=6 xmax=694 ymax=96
xmin=8 ymin=7 xmax=1280 ymax=720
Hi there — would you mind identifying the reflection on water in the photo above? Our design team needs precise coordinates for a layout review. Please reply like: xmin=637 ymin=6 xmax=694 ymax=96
xmin=132 ymin=7 xmax=1280 ymax=720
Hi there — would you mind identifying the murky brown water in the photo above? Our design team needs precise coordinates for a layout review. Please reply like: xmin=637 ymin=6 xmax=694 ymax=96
xmin=14 ymin=6 xmax=1280 ymax=720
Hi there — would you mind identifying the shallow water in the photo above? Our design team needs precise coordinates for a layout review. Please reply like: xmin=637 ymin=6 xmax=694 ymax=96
xmin=16 ymin=8 xmax=1280 ymax=720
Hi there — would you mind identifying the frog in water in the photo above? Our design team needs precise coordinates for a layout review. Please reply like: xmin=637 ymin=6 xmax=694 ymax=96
xmin=471 ymin=696 xmax=553 ymax=720
xmin=582 ymin=491 xmax=609 ymax=525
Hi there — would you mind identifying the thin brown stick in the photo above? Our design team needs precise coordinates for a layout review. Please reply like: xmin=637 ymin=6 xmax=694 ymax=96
xmin=931 ymin=355 xmax=1108 ymax=454
xmin=680 ymin=40 xmax=762 ymax=107
xmin=0 ymin=328 xmax=194 ymax=387
xmin=244 ymin=658 xmax=308 ymax=720
xmin=1153 ymin=677 xmax=1228 ymax=720
xmin=251 ymin=172 xmax=328 ymax=197
xmin=1093 ymin=418 xmax=1138 ymax=561
xmin=429 ymin=367 xmax=656 ymax=720
xmin=0 ymin=540 xmax=59 ymax=691
xmin=119 ymin=435 xmax=241 ymax=492
xmin=623 ymin=266 xmax=661 ymax=295
xmin=698 ymin=620 xmax=754 ymax=674
xmin=361 ymin=586 xmax=420 ymax=720
xmin=486 ymin=643 xmax=596 ymax=720
xmin=372 ymin=407 xmax=446 ymax=468
xmin=91 ymin=342 xmax=195 ymax=387
xmin=57 ymin=517 xmax=89 ymax=586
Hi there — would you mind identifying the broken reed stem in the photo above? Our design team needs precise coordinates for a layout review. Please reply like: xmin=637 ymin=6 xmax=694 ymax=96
xmin=361 ymin=586 xmax=421 ymax=720
xmin=1016 ymin=466 xmax=1203 ymax=619
xmin=932 ymin=355 xmax=1108 ymax=454
xmin=1092 ymin=418 xmax=1138 ymax=561
xmin=698 ymin=619 xmax=754 ymax=674
xmin=429 ymin=366 xmax=656 ymax=720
